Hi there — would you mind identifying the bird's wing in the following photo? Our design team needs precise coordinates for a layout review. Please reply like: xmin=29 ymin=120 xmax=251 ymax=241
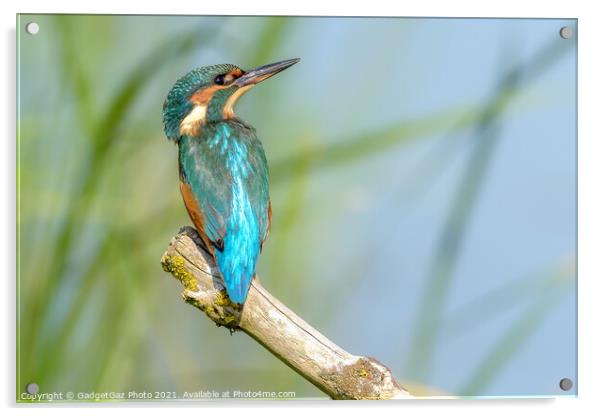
xmin=178 ymin=135 xmax=231 ymax=251
xmin=178 ymin=124 xmax=270 ymax=304
xmin=243 ymin=134 xmax=271 ymax=246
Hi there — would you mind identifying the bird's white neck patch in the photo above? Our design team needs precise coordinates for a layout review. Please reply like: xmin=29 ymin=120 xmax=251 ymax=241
xmin=180 ymin=105 xmax=207 ymax=136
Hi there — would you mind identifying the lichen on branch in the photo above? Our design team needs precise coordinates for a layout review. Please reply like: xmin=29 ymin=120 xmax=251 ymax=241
xmin=161 ymin=226 xmax=410 ymax=400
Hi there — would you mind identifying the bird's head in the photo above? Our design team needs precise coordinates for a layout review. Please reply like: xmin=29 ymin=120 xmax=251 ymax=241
xmin=163 ymin=58 xmax=300 ymax=140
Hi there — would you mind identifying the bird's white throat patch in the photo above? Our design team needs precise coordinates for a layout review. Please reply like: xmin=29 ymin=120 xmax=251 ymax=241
xmin=223 ymin=85 xmax=253 ymax=119
xmin=180 ymin=105 xmax=207 ymax=136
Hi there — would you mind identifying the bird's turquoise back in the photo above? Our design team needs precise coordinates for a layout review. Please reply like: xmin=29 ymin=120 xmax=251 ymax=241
xmin=178 ymin=119 xmax=270 ymax=303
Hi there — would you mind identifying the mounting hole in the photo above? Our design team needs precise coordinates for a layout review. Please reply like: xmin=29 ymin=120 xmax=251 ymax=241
xmin=25 ymin=22 xmax=40 ymax=35
xmin=25 ymin=382 xmax=39 ymax=395
xmin=559 ymin=377 xmax=573 ymax=391
xmin=559 ymin=26 xmax=573 ymax=39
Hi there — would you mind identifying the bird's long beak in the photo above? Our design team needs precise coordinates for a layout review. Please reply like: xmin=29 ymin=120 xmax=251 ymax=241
xmin=236 ymin=58 xmax=300 ymax=87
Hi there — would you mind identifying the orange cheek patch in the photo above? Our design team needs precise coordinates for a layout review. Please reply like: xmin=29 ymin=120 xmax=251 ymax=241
xmin=189 ymin=69 xmax=242 ymax=106
xmin=190 ymin=85 xmax=222 ymax=106
xmin=223 ymin=69 xmax=244 ymax=84
xmin=231 ymin=68 xmax=244 ymax=78
xmin=191 ymin=83 xmax=236 ymax=106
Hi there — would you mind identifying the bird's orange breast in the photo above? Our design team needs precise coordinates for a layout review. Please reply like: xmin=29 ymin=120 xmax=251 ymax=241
xmin=179 ymin=177 xmax=215 ymax=257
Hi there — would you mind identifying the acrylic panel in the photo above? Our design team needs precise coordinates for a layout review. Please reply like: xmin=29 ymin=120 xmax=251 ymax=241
xmin=17 ymin=14 xmax=577 ymax=401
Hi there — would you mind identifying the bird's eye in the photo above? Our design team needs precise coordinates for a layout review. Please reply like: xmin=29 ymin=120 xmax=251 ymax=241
xmin=214 ymin=74 xmax=225 ymax=85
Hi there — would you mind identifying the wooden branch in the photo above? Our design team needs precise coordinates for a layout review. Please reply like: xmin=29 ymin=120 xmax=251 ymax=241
xmin=161 ymin=226 xmax=410 ymax=400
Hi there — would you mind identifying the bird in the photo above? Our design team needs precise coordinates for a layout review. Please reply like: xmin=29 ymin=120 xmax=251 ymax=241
xmin=162 ymin=58 xmax=300 ymax=304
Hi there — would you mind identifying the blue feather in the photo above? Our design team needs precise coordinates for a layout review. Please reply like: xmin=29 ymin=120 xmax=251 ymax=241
xmin=179 ymin=119 xmax=269 ymax=303
xmin=215 ymin=176 xmax=260 ymax=303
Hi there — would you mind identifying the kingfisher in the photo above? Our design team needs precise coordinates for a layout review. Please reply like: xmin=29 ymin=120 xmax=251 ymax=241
xmin=162 ymin=58 xmax=300 ymax=304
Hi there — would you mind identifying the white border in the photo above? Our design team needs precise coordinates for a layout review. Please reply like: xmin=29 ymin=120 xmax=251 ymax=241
xmin=3 ymin=1 xmax=600 ymax=415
